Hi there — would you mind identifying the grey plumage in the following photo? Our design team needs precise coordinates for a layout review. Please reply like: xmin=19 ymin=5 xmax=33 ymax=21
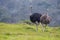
xmin=40 ymin=13 xmax=51 ymax=32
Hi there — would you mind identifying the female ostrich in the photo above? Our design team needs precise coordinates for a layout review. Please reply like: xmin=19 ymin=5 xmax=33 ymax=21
xmin=40 ymin=13 xmax=51 ymax=32
xmin=30 ymin=13 xmax=42 ymax=31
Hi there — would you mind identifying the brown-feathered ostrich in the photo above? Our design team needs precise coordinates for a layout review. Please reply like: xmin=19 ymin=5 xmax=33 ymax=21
xmin=40 ymin=13 xmax=51 ymax=32
xmin=29 ymin=6 xmax=42 ymax=31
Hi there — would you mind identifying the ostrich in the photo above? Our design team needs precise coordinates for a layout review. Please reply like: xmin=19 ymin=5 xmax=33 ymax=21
xmin=30 ymin=12 xmax=42 ymax=32
xmin=30 ymin=13 xmax=42 ymax=31
xmin=40 ymin=13 xmax=51 ymax=32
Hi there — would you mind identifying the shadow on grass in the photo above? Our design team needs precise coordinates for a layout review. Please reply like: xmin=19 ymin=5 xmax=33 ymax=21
xmin=25 ymin=27 xmax=36 ymax=32
xmin=4 ymin=33 xmax=24 ymax=36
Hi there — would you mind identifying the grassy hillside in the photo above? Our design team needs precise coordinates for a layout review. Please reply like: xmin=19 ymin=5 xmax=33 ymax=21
xmin=0 ymin=23 xmax=60 ymax=40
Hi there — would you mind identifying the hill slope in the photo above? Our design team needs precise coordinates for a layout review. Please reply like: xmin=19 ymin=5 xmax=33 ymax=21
xmin=0 ymin=23 xmax=60 ymax=40
xmin=0 ymin=0 xmax=60 ymax=26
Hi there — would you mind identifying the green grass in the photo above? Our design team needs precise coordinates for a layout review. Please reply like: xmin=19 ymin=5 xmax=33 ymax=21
xmin=0 ymin=23 xmax=60 ymax=40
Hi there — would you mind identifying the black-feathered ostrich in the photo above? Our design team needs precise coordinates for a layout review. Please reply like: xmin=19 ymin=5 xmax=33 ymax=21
xmin=29 ymin=6 xmax=42 ymax=31
xmin=40 ymin=13 xmax=51 ymax=32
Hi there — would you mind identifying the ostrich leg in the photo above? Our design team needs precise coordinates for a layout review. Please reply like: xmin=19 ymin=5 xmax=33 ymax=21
xmin=44 ymin=24 xmax=47 ymax=31
xmin=35 ymin=22 xmax=39 ymax=32
xmin=41 ymin=23 xmax=45 ymax=32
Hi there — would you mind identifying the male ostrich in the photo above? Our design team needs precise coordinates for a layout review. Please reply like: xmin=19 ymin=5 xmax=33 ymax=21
xmin=30 ymin=13 xmax=42 ymax=31
xmin=29 ymin=6 xmax=42 ymax=31
xmin=40 ymin=13 xmax=51 ymax=32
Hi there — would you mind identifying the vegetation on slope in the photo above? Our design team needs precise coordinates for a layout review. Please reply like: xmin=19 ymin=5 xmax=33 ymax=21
xmin=0 ymin=23 xmax=60 ymax=40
